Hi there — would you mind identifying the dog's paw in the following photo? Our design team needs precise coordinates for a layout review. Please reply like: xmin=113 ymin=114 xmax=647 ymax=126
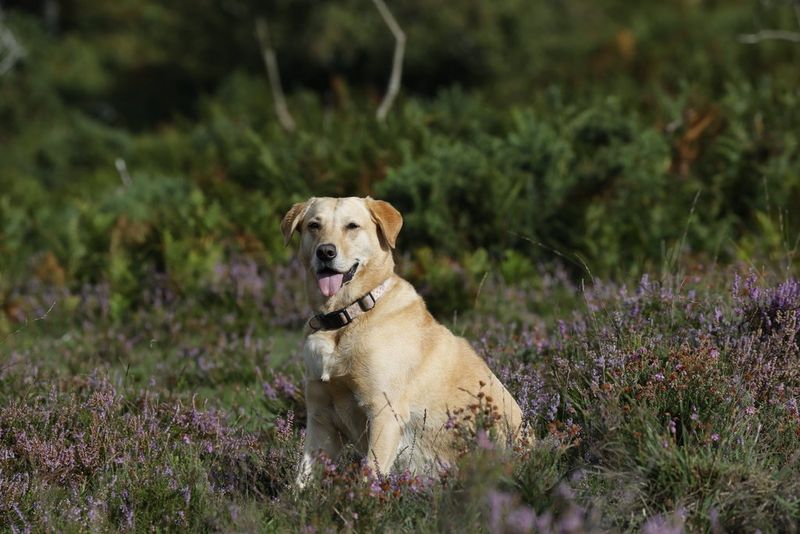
xmin=304 ymin=332 xmax=337 ymax=381
xmin=295 ymin=453 xmax=314 ymax=490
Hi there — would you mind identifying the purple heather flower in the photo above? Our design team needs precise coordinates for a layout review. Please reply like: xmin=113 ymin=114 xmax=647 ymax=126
xmin=506 ymin=506 xmax=535 ymax=533
xmin=263 ymin=382 xmax=278 ymax=400
xmin=642 ymin=514 xmax=685 ymax=534
xmin=558 ymin=320 xmax=568 ymax=339
xmin=273 ymin=374 xmax=299 ymax=397
xmin=546 ymin=393 xmax=560 ymax=421
xmin=121 ymin=504 xmax=134 ymax=529
xmin=732 ymin=273 xmax=741 ymax=298
xmin=476 ymin=429 xmax=494 ymax=450
xmin=275 ymin=411 xmax=295 ymax=441
xmin=487 ymin=490 xmax=514 ymax=533
xmin=369 ymin=478 xmax=383 ymax=497
xmin=444 ymin=413 xmax=457 ymax=430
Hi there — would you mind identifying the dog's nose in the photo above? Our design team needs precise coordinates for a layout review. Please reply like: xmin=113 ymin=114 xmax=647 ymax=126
xmin=316 ymin=244 xmax=337 ymax=261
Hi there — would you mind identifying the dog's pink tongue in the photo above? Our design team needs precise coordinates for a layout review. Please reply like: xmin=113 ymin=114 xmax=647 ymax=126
xmin=317 ymin=273 xmax=344 ymax=297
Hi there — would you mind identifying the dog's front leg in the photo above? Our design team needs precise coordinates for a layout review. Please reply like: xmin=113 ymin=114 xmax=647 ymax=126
xmin=296 ymin=382 xmax=342 ymax=489
xmin=366 ymin=401 xmax=408 ymax=476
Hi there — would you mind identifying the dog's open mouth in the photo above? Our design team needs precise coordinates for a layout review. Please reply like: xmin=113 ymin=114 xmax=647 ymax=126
xmin=316 ymin=262 xmax=358 ymax=298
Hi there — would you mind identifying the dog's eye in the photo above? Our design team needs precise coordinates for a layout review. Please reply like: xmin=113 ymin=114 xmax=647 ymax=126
xmin=346 ymin=222 xmax=360 ymax=230
xmin=307 ymin=221 xmax=321 ymax=231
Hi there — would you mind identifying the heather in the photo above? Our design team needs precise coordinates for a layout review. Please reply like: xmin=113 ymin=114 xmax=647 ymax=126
xmin=2 ymin=265 xmax=800 ymax=531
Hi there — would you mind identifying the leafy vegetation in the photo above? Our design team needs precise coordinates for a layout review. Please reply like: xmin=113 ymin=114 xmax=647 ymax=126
xmin=2 ymin=0 xmax=800 ymax=531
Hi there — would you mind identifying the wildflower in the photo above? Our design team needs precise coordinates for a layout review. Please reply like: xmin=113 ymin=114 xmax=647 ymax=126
xmin=642 ymin=513 xmax=684 ymax=534
xmin=369 ymin=478 xmax=384 ymax=497
xmin=476 ymin=429 xmax=494 ymax=450
xmin=275 ymin=411 xmax=295 ymax=441
xmin=263 ymin=382 xmax=278 ymax=400
xmin=506 ymin=506 xmax=535 ymax=533
xmin=546 ymin=393 xmax=560 ymax=421
xmin=558 ymin=320 xmax=568 ymax=339
xmin=273 ymin=374 xmax=299 ymax=397
xmin=638 ymin=273 xmax=650 ymax=295
xmin=487 ymin=490 xmax=514 ymax=532
xmin=444 ymin=412 xmax=457 ymax=430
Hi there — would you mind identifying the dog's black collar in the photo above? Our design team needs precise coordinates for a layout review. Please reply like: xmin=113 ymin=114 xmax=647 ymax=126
xmin=308 ymin=278 xmax=393 ymax=331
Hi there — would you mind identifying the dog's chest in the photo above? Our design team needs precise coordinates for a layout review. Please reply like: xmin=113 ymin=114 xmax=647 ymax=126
xmin=303 ymin=331 xmax=353 ymax=382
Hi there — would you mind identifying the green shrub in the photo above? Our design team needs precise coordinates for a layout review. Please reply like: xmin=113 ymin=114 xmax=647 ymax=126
xmin=2 ymin=1 xmax=800 ymax=313
xmin=379 ymin=100 xmax=676 ymax=276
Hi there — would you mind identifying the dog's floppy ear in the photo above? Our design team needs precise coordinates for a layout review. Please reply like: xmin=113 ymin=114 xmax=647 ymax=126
xmin=281 ymin=199 xmax=314 ymax=246
xmin=366 ymin=197 xmax=403 ymax=249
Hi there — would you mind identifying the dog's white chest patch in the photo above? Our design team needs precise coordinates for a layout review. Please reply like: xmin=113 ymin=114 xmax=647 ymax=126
xmin=303 ymin=332 xmax=340 ymax=382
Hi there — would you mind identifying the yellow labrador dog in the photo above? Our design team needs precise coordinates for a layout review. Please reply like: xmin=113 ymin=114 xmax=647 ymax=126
xmin=282 ymin=197 xmax=522 ymax=486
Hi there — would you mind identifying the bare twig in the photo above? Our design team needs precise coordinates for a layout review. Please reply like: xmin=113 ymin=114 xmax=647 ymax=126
xmin=255 ymin=17 xmax=295 ymax=132
xmin=115 ymin=158 xmax=132 ymax=187
xmin=0 ymin=6 xmax=26 ymax=76
xmin=371 ymin=0 xmax=405 ymax=122
xmin=738 ymin=29 xmax=800 ymax=43
xmin=0 ymin=300 xmax=57 ymax=351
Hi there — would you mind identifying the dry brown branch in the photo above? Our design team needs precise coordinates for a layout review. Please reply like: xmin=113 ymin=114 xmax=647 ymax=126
xmin=255 ymin=17 xmax=296 ymax=132
xmin=371 ymin=0 xmax=406 ymax=122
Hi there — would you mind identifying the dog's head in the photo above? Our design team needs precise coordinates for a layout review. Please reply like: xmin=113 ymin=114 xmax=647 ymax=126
xmin=281 ymin=197 xmax=402 ymax=310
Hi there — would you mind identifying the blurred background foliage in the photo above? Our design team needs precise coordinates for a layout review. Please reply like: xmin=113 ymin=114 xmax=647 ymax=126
xmin=1 ymin=0 xmax=799 ymax=315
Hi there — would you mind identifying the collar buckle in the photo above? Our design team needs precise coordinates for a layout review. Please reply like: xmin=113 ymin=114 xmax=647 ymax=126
xmin=358 ymin=292 xmax=376 ymax=312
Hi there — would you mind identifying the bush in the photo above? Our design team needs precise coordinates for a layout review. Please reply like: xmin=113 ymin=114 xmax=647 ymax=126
xmin=379 ymin=100 xmax=677 ymax=275
xmin=2 ymin=2 xmax=800 ymax=314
